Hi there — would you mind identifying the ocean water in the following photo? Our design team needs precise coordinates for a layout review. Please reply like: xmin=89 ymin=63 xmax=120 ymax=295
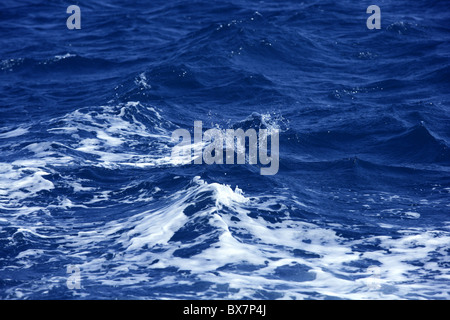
xmin=0 ymin=0 xmax=449 ymax=300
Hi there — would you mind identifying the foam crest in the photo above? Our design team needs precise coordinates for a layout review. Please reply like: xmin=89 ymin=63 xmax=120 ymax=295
xmin=0 ymin=127 xmax=29 ymax=139
xmin=0 ymin=162 xmax=54 ymax=207
xmin=44 ymin=101 xmax=175 ymax=167
xmin=121 ymin=176 xmax=249 ymax=251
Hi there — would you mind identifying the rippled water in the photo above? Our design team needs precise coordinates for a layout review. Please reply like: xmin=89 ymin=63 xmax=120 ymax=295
xmin=0 ymin=0 xmax=449 ymax=299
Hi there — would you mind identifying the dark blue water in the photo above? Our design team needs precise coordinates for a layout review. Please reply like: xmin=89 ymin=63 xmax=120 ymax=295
xmin=0 ymin=0 xmax=449 ymax=299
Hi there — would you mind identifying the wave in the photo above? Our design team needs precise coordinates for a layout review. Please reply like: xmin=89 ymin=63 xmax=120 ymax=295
xmin=1 ymin=0 xmax=449 ymax=300
xmin=3 ymin=174 xmax=448 ymax=299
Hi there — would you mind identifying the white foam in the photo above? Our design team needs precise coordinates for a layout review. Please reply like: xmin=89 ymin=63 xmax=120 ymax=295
xmin=54 ymin=53 xmax=76 ymax=60
xmin=43 ymin=101 xmax=175 ymax=168
xmin=0 ymin=164 xmax=54 ymax=201
xmin=36 ymin=173 xmax=449 ymax=299
xmin=404 ymin=211 xmax=420 ymax=219
xmin=0 ymin=127 xmax=28 ymax=139
xmin=1 ymin=103 xmax=447 ymax=299
xmin=135 ymin=72 xmax=152 ymax=89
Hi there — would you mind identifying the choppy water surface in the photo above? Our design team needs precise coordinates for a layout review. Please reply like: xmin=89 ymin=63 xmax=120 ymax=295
xmin=0 ymin=0 xmax=449 ymax=299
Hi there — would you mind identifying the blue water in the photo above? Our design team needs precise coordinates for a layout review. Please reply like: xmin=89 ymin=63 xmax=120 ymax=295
xmin=0 ymin=0 xmax=449 ymax=299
